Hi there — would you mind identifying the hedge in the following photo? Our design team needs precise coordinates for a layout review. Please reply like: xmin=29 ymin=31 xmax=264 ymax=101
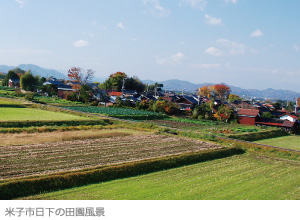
xmin=0 ymin=147 xmax=244 ymax=200
xmin=226 ymin=129 xmax=288 ymax=141
xmin=0 ymin=120 xmax=109 ymax=128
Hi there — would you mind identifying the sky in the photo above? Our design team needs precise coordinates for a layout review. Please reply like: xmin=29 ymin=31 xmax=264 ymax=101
xmin=0 ymin=0 xmax=300 ymax=92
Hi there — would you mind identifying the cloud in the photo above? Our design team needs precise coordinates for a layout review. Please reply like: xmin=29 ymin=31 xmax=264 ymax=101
xmin=204 ymin=47 xmax=223 ymax=56
xmin=73 ymin=40 xmax=90 ymax=48
xmin=143 ymin=0 xmax=170 ymax=17
xmin=205 ymin=14 xmax=222 ymax=26
xmin=182 ymin=0 xmax=207 ymax=10
xmin=224 ymin=0 xmax=237 ymax=3
xmin=171 ymin=52 xmax=184 ymax=62
xmin=216 ymin=38 xmax=246 ymax=55
xmin=117 ymin=22 xmax=126 ymax=30
xmin=192 ymin=64 xmax=221 ymax=69
xmin=15 ymin=0 xmax=25 ymax=8
xmin=156 ymin=52 xmax=185 ymax=64
xmin=205 ymin=39 xmax=248 ymax=56
xmin=293 ymin=44 xmax=299 ymax=52
xmin=250 ymin=29 xmax=263 ymax=37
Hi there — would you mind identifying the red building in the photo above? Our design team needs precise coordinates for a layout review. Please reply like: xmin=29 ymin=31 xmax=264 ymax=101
xmin=237 ymin=109 xmax=260 ymax=125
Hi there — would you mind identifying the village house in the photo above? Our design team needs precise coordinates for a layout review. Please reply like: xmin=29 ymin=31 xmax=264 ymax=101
xmin=237 ymin=109 xmax=260 ymax=126
xmin=279 ymin=113 xmax=298 ymax=123
xmin=8 ymin=78 xmax=20 ymax=88
xmin=255 ymin=118 xmax=296 ymax=132
xmin=175 ymin=95 xmax=198 ymax=111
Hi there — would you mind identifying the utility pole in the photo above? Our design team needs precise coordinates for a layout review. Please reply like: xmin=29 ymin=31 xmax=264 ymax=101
xmin=295 ymin=97 xmax=298 ymax=114
xmin=121 ymin=77 xmax=126 ymax=97
xmin=197 ymin=88 xmax=201 ymax=106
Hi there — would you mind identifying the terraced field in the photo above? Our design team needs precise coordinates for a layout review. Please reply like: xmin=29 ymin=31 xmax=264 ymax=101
xmin=0 ymin=134 xmax=222 ymax=180
xmin=21 ymin=154 xmax=300 ymax=200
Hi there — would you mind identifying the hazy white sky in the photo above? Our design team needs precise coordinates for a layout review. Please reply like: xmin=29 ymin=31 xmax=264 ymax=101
xmin=1 ymin=0 xmax=300 ymax=92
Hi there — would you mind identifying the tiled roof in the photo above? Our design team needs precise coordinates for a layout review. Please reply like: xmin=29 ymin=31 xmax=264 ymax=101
xmin=109 ymin=91 xmax=123 ymax=96
xmin=237 ymin=109 xmax=260 ymax=117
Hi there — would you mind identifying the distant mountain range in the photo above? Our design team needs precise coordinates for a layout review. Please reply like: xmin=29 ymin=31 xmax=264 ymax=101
xmin=0 ymin=64 xmax=67 ymax=80
xmin=0 ymin=64 xmax=299 ymax=100
xmin=142 ymin=79 xmax=300 ymax=101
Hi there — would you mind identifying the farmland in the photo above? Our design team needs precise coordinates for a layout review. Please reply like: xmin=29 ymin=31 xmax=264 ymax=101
xmin=149 ymin=118 xmax=276 ymax=138
xmin=64 ymin=106 xmax=164 ymax=119
xmin=0 ymin=97 xmax=94 ymax=122
xmin=0 ymin=134 xmax=221 ymax=180
xmin=0 ymin=107 xmax=88 ymax=121
xmin=1 ymin=97 xmax=300 ymax=200
xmin=20 ymin=154 xmax=300 ymax=200
xmin=255 ymin=135 xmax=300 ymax=151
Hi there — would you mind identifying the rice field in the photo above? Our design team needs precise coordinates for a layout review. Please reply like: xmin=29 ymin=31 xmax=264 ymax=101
xmin=0 ymin=107 xmax=88 ymax=121
xmin=0 ymin=134 xmax=222 ymax=180
xmin=21 ymin=154 xmax=300 ymax=200
xmin=255 ymin=135 xmax=300 ymax=151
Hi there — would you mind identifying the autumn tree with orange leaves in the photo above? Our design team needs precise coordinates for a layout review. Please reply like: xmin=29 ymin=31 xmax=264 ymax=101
xmin=198 ymin=85 xmax=215 ymax=98
xmin=67 ymin=67 xmax=95 ymax=100
xmin=214 ymin=83 xmax=231 ymax=100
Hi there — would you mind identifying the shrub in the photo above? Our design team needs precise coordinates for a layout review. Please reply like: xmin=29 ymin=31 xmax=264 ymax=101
xmin=25 ymin=93 xmax=34 ymax=101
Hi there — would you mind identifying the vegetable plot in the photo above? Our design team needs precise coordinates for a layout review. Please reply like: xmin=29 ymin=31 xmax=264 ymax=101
xmin=64 ymin=106 xmax=165 ymax=119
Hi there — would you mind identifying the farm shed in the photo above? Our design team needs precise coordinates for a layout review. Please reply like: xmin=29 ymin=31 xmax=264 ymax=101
xmin=237 ymin=109 xmax=260 ymax=125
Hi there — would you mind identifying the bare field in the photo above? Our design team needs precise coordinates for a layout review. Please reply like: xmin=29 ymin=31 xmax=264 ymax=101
xmin=0 ymin=134 xmax=222 ymax=180
xmin=0 ymin=129 xmax=141 ymax=146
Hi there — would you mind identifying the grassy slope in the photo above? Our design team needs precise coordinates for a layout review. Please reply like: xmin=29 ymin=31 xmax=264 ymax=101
xmin=21 ymin=154 xmax=300 ymax=200
xmin=0 ymin=108 xmax=87 ymax=121
xmin=255 ymin=135 xmax=300 ymax=151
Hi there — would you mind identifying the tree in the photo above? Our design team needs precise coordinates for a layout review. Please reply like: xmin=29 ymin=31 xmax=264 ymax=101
xmin=124 ymin=76 xmax=145 ymax=92
xmin=228 ymin=94 xmax=241 ymax=103
xmin=214 ymin=104 xmax=233 ymax=122
xmin=214 ymin=83 xmax=231 ymax=100
xmin=198 ymin=85 xmax=215 ymax=98
xmin=100 ymin=72 xmax=127 ymax=91
xmin=272 ymin=101 xmax=282 ymax=110
xmin=67 ymin=67 xmax=95 ymax=100
xmin=100 ymin=72 xmax=146 ymax=92
xmin=3 ymin=70 xmax=19 ymax=86
xmin=79 ymin=84 xmax=93 ymax=103
xmin=20 ymin=70 xmax=39 ymax=91
xmin=262 ymin=112 xmax=275 ymax=118
xmin=164 ymin=102 xmax=180 ymax=115
xmin=68 ymin=67 xmax=94 ymax=86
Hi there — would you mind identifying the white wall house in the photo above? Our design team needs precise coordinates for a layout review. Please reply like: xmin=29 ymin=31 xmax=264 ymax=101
xmin=279 ymin=114 xmax=298 ymax=123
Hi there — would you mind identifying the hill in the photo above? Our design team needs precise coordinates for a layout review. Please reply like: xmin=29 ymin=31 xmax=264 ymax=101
xmin=0 ymin=64 xmax=67 ymax=79
xmin=142 ymin=79 xmax=300 ymax=101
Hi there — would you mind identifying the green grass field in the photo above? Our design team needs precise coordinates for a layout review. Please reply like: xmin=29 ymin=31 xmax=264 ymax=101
xmin=0 ymin=107 xmax=87 ymax=121
xmin=255 ymin=135 xmax=300 ymax=151
xmin=21 ymin=154 xmax=300 ymax=200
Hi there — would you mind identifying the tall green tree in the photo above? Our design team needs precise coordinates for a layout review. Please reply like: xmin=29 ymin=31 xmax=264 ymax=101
xmin=3 ymin=70 xmax=19 ymax=86
xmin=100 ymin=72 xmax=145 ymax=92
xmin=20 ymin=70 xmax=39 ymax=91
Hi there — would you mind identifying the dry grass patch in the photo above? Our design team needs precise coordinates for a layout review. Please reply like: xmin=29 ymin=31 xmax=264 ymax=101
xmin=0 ymin=129 xmax=141 ymax=146
xmin=0 ymin=134 xmax=223 ymax=180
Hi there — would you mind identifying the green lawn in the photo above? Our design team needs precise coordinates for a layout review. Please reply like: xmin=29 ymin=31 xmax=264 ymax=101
xmin=0 ymin=97 xmax=24 ymax=105
xmin=255 ymin=135 xmax=300 ymax=151
xmin=21 ymin=154 xmax=300 ymax=200
xmin=0 ymin=107 xmax=87 ymax=121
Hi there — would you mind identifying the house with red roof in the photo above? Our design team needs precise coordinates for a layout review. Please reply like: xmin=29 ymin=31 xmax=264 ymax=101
xmin=237 ymin=109 xmax=260 ymax=125
xmin=279 ymin=113 xmax=298 ymax=123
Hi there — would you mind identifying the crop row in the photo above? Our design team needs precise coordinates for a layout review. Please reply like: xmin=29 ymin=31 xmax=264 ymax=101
xmin=64 ymin=106 xmax=161 ymax=116
xmin=0 ymin=134 xmax=222 ymax=180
